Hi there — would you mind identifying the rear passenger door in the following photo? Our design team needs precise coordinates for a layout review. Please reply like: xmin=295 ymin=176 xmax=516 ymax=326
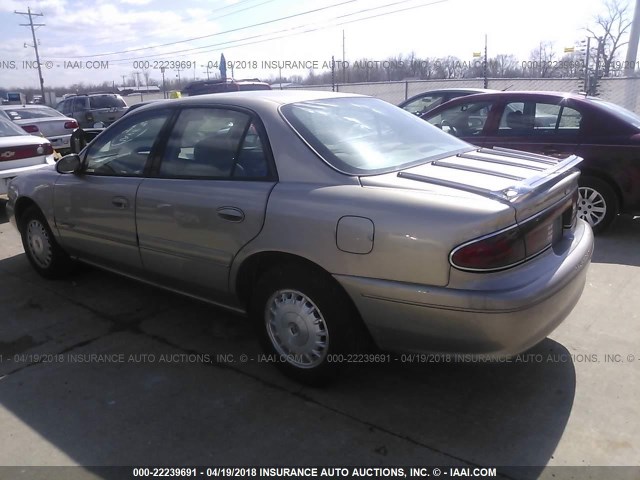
xmin=482 ymin=99 xmax=582 ymax=158
xmin=135 ymin=107 xmax=277 ymax=301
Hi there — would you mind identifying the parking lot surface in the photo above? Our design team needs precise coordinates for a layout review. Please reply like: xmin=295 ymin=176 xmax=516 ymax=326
xmin=0 ymin=200 xmax=639 ymax=479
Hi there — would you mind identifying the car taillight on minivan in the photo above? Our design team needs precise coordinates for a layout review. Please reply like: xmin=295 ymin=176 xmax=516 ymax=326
xmin=450 ymin=194 xmax=576 ymax=272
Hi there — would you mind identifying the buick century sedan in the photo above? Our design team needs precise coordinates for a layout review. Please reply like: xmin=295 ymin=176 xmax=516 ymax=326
xmin=6 ymin=91 xmax=593 ymax=383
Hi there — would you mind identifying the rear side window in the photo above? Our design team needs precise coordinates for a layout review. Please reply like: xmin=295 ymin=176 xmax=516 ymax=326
xmin=499 ymin=102 xmax=582 ymax=135
xmin=158 ymin=108 xmax=271 ymax=179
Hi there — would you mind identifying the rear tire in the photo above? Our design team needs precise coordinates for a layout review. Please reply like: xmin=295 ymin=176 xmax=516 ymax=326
xmin=249 ymin=264 xmax=362 ymax=385
xmin=577 ymin=176 xmax=618 ymax=233
xmin=20 ymin=206 xmax=75 ymax=279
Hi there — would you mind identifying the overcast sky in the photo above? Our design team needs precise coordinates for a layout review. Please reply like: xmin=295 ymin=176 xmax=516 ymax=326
xmin=0 ymin=0 xmax=628 ymax=89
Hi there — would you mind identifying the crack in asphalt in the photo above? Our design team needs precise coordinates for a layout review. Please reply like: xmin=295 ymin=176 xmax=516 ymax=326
xmin=0 ymin=265 xmax=515 ymax=478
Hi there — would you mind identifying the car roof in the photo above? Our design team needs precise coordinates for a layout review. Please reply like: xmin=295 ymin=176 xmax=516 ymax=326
xmin=148 ymin=90 xmax=366 ymax=109
xmin=431 ymin=90 xmax=591 ymax=102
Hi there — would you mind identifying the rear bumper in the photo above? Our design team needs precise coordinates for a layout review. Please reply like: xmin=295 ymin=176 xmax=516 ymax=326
xmin=48 ymin=134 xmax=71 ymax=152
xmin=335 ymin=220 xmax=594 ymax=357
xmin=0 ymin=158 xmax=56 ymax=195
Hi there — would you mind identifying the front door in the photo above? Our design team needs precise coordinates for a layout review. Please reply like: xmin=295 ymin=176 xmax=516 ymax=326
xmin=53 ymin=108 xmax=173 ymax=274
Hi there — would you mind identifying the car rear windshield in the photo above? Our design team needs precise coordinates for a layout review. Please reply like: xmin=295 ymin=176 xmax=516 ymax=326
xmin=280 ymin=97 xmax=471 ymax=175
xmin=590 ymin=98 xmax=640 ymax=129
xmin=0 ymin=117 xmax=28 ymax=137
xmin=89 ymin=95 xmax=127 ymax=109
xmin=3 ymin=107 xmax=64 ymax=120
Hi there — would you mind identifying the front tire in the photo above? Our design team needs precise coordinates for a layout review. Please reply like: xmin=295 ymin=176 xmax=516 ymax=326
xmin=577 ymin=176 xmax=619 ymax=233
xmin=20 ymin=206 xmax=75 ymax=279
xmin=250 ymin=264 xmax=361 ymax=385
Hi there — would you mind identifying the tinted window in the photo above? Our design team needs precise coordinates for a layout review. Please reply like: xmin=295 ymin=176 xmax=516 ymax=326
xmin=89 ymin=95 xmax=127 ymax=109
xmin=427 ymin=101 xmax=492 ymax=137
xmin=402 ymin=94 xmax=444 ymax=115
xmin=158 ymin=108 xmax=270 ymax=179
xmin=84 ymin=110 xmax=170 ymax=176
xmin=72 ymin=97 xmax=87 ymax=111
xmin=0 ymin=117 xmax=28 ymax=137
xmin=282 ymin=97 xmax=470 ymax=175
xmin=3 ymin=107 xmax=64 ymax=120
xmin=499 ymin=102 xmax=582 ymax=135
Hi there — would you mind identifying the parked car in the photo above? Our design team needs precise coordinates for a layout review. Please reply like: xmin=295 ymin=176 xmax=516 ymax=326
xmin=55 ymin=93 xmax=128 ymax=128
xmin=0 ymin=116 xmax=55 ymax=196
xmin=399 ymin=88 xmax=496 ymax=115
xmin=0 ymin=104 xmax=78 ymax=154
xmin=6 ymin=91 xmax=593 ymax=383
xmin=422 ymin=91 xmax=640 ymax=232
xmin=181 ymin=78 xmax=271 ymax=96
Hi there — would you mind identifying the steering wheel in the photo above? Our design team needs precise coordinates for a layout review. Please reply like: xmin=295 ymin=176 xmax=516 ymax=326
xmin=441 ymin=119 xmax=459 ymax=136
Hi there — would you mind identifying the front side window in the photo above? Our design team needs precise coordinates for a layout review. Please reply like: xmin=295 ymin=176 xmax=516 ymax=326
xmin=426 ymin=101 xmax=492 ymax=138
xmin=83 ymin=109 xmax=170 ymax=176
xmin=157 ymin=108 xmax=271 ymax=179
xmin=282 ymin=97 xmax=470 ymax=175
xmin=402 ymin=95 xmax=444 ymax=115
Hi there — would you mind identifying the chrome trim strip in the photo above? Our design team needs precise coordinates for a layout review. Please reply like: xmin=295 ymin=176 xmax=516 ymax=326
xmin=456 ymin=151 xmax=547 ymax=171
xmin=432 ymin=159 xmax=526 ymax=181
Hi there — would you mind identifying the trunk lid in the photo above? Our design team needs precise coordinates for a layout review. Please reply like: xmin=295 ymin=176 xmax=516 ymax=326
xmin=14 ymin=117 xmax=74 ymax=138
xmin=0 ymin=135 xmax=53 ymax=171
xmin=360 ymin=146 xmax=582 ymax=223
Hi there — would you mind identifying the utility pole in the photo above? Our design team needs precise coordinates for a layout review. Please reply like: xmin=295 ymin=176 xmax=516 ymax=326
xmin=625 ymin=0 xmax=640 ymax=75
xmin=15 ymin=7 xmax=45 ymax=102
xmin=483 ymin=34 xmax=488 ymax=88
xmin=121 ymin=74 xmax=127 ymax=87
xmin=160 ymin=67 xmax=167 ymax=99
xmin=175 ymin=67 xmax=183 ymax=88
xmin=342 ymin=29 xmax=346 ymax=84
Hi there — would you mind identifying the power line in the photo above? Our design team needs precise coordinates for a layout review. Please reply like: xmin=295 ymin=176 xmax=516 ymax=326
xmin=51 ymin=0 xmax=359 ymax=59
xmin=102 ymin=0 xmax=446 ymax=65
xmin=16 ymin=7 xmax=46 ymax=100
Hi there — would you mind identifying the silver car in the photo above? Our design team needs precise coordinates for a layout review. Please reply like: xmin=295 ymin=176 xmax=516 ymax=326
xmin=0 ymin=105 xmax=78 ymax=154
xmin=6 ymin=91 xmax=594 ymax=383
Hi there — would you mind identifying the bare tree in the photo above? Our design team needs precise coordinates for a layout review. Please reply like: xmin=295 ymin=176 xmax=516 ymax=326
xmin=587 ymin=0 xmax=633 ymax=76
xmin=527 ymin=41 xmax=558 ymax=77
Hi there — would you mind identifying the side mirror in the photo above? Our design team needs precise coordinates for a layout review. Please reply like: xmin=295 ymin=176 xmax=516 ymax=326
xmin=56 ymin=153 xmax=82 ymax=174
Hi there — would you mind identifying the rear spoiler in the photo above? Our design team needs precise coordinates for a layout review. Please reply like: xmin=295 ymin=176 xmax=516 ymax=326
xmin=397 ymin=147 xmax=583 ymax=205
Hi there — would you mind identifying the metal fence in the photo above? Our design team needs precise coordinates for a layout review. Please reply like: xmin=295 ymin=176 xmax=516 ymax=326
xmin=278 ymin=77 xmax=640 ymax=113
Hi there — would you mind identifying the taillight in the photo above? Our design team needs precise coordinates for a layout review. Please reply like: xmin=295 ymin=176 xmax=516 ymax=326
xmin=22 ymin=125 xmax=39 ymax=133
xmin=64 ymin=120 xmax=79 ymax=129
xmin=450 ymin=194 xmax=576 ymax=272
xmin=0 ymin=142 xmax=53 ymax=162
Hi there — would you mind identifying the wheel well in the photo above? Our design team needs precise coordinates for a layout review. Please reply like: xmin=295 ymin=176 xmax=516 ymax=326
xmin=12 ymin=197 xmax=38 ymax=231
xmin=235 ymin=252 xmax=332 ymax=307
xmin=235 ymin=251 xmax=375 ymax=349
xmin=579 ymin=170 xmax=622 ymax=204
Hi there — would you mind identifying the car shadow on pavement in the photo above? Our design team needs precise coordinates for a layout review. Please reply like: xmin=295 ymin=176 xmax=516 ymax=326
xmin=592 ymin=215 xmax=640 ymax=267
xmin=0 ymin=254 xmax=575 ymax=479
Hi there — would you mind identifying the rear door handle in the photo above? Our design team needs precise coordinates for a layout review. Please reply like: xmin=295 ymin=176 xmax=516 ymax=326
xmin=217 ymin=206 xmax=244 ymax=222
xmin=112 ymin=196 xmax=129 ymax=209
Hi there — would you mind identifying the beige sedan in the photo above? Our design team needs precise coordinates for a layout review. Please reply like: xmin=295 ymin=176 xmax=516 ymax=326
xmin=7 ymin=91 xmax=593 ymax=384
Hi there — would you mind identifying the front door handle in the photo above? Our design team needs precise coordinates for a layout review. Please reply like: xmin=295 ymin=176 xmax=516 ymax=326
xmin=112 ymin=196 xmax=129 ymax=209
xmin=217 ymin=206 xmax=244 ymax=222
